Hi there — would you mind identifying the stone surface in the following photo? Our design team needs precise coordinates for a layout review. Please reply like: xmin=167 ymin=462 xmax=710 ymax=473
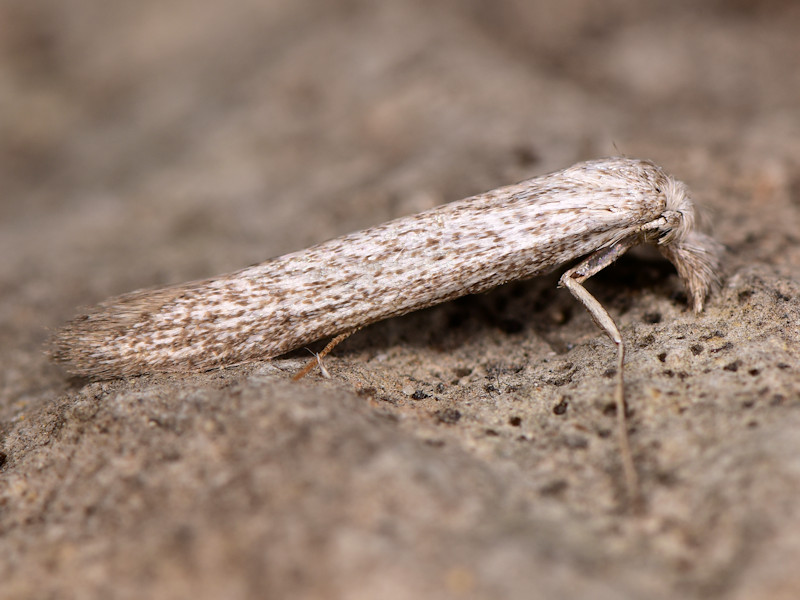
xmin=1 ymin=1 xmax=799 ymax=598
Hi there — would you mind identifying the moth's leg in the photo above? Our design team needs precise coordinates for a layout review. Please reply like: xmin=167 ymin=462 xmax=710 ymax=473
xmin=558 ymin=239 xmax=641 ymax=509
xmin=292 ymin=327 xmax=361 ymax=382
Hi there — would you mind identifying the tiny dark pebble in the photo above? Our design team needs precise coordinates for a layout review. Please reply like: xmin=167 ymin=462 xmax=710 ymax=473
xmin=711 ymin=342 xmax=734 ymax=354
xmin=638 ymin=334 xmax=656 ymax=347
xmin=539 ymin=479 xmax=569 ymax=496
xmin=690 ymin=344 xmax=704 ymax=356
xmin=775 ymin=291 xmax=790 ymax=302
xmin=508 ymin=416 xmax=522 ymax=427
xmin=655 ymin=471 xmax=679 ymax=486
xmin=411 ymin=389 xmax=430 ymax=400
xmin=435 ymin=408 xmax=462 ymax=425
xmin=553 ymin=398 xmax=568 ymax=415
xmin=700 ymin=330 xmax=726 ymax=341
xmin=723 ymin=361 xmax=740 ymax=372
xmin=657 ymin=352 xmax=668 ymax=363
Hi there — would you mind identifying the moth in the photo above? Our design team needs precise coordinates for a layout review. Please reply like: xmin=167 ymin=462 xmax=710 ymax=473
xmin=52 ymin=157 xmax=721 ymax=502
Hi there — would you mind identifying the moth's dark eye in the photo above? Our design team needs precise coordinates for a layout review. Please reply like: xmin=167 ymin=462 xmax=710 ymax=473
xmin=655 ymin=186 xmax=662 ymax=193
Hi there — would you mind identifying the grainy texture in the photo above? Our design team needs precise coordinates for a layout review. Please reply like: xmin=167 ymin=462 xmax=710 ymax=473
xmin=3 ymin=2 xmax=800 ymax=599
xmin=52 ymin=158 xmax=718 ymax=379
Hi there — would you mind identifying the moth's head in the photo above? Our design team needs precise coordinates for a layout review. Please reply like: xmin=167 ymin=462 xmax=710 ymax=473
xmin=655 ymin=175 xmax=722 ymax=312
xmin=654 ymin=174 xmax=695 ymax=246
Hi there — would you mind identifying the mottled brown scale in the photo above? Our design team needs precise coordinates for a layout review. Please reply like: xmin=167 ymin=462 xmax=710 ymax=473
xmin=51 ymin=157 xmax=721 ymax=380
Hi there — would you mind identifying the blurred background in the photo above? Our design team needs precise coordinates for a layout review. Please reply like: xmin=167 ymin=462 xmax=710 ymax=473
xmin=1 ymin=1 xmax=800 ymax=598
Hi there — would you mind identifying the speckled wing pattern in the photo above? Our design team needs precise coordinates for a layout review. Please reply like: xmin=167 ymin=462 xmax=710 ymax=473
xmin=51 ymin=158 xmax=720 ymax=379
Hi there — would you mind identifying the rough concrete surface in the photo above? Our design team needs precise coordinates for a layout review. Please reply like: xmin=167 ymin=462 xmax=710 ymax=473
xmin=1 ymin=1 xmax=799 ymax=598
